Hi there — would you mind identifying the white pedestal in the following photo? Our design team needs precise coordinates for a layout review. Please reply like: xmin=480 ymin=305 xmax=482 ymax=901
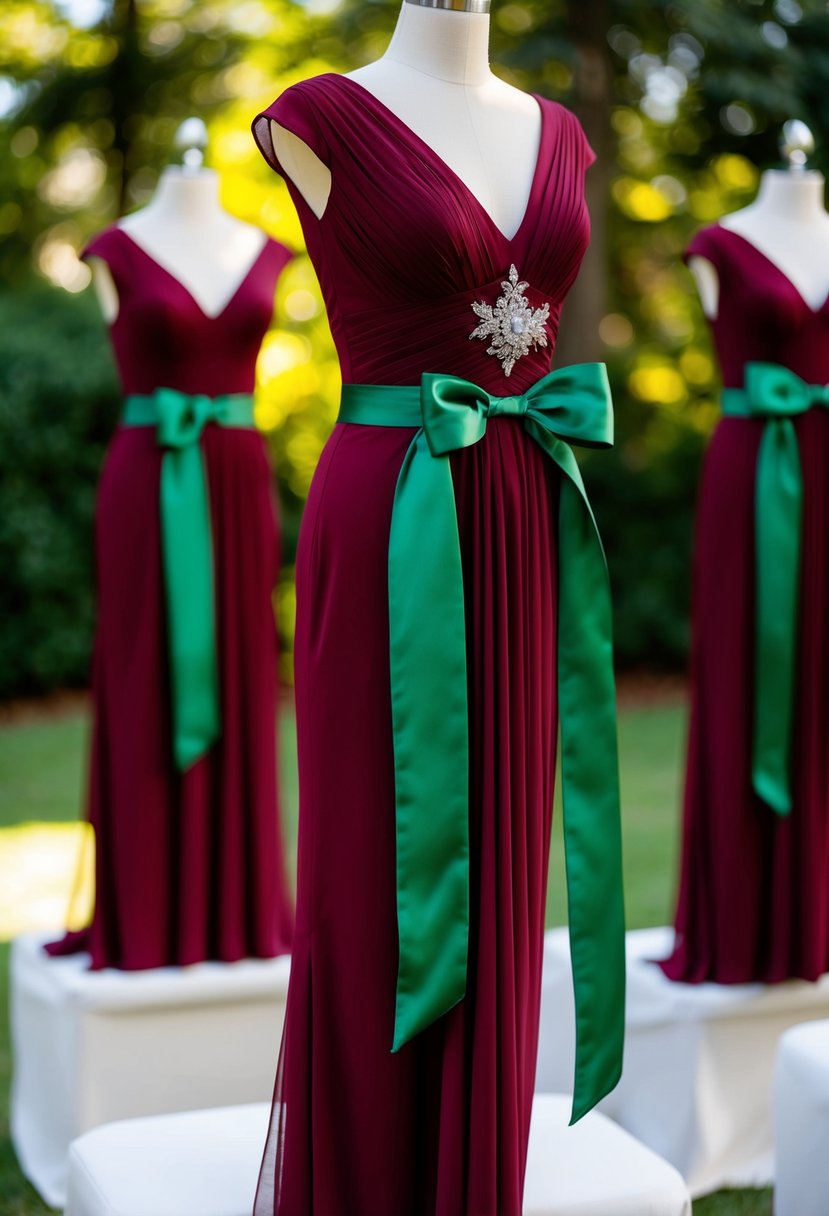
xmin=65 ymin=1104 xmax=271 ymax=1216
xmin=65 ymin=1095 xmax=691 ymax=1216
xmin=523 ymin=1095 xmax=691 ymax=1216
xmin=10 ymin=931 xmax=290 ymax=1209
xmin=773 ymin=1018 xmax=829 ymax=1216
xmin=535 ymin=926 xmax=829 ymax=1197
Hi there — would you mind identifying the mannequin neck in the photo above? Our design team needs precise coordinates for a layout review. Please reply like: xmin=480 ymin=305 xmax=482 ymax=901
xmin=384 ymin=0 xmax=491 ymax=86
xmin=143 ymin=166 xmax=224 ymax=226
xmin=751 ymin=168 xmax=826 ymax=222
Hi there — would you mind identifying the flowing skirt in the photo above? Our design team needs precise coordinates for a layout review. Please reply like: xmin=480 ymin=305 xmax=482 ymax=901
xmin=255 ymin=416 xmax=559 ymax=1216
xmin=661 ymin=409 xmax=829 ymax=984
xmin=47 ymin=423 xmax=294 ymax=969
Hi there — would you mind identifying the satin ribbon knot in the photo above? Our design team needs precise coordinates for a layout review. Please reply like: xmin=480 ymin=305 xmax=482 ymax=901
xmin=722 ymin=363 xmax=828 ymax=816
xmin=339 ymin=363 xmax=625 ymax=1125
xmin=155 ymin=389 xmax=217 ymax=448
xmin=487 ymin=393 xmax=527 ymax=418
xmin=123 ymin=388 xmax=256 ymax=771
xmin=744 ymin=363 xmax=829 ymax=418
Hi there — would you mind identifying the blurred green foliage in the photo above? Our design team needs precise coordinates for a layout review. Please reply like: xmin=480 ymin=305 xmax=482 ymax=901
xmin=0 ymin=280 xmax=119 ymax=697
xmin=1 ymin=0 xmax=828 ymax=692
xmin=585 ymin=387 xmax=707 ymax=668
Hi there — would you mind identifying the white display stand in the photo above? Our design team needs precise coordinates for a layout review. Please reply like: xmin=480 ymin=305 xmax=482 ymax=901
xmin=535 ymin=926 xmax=829 ymax=1197
xmin=65 ymin=1095 xmax=691 ymax=1216
xmin=10 ymin=931 xmax=291 ymax=1210
xmin=773 ymin=1018 xmax=829 ymax=1216
xmin=522 ymin=1095 xmax=691 ymax=1216
xmin=65 ymin=1104 xmax=270 ymax=1216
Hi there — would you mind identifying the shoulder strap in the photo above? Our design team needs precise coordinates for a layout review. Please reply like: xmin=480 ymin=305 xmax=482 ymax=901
xmin=262 ymin=236 xmax=296 ymax=284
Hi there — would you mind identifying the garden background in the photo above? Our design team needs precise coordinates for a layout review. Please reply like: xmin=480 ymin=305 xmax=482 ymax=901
xmin=2 ymin=0 xmax=828 ymax=1212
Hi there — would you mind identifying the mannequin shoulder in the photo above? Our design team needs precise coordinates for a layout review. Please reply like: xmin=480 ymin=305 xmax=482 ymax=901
xmin=211 ymin=216 xmax=276 ymax=268
xmin=482 ymin=74 xmax=543 ymax=118
xmin=223 ymin=217 xmax=295 ymax=274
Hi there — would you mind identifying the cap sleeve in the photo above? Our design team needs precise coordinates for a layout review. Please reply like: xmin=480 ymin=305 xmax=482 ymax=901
xmin=80 ymin=227 xmax=132 ymax=300
xmin=252 ymin=82 xmax=331 ymax=178
xmin=683 ymin=225 xmax=723 ymax=270
xmin=574 ymin=115 xmax=597 ymax=170
xmin=553 ymin=103 xmax=597 ymax=174
xmin=81 ymin=227 xmax=121 ymax=266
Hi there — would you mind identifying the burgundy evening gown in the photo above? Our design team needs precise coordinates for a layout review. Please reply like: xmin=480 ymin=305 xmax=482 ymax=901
xmin=250 ymin=75 xmax=603 ymax=1216
xmin=46 ymin=226 xmax=294 ymax=969
xmin=661 ymin=223 xmax=829 ymax=984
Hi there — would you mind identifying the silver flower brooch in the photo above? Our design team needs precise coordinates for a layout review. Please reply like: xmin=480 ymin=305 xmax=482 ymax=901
xmin=469 ymin=264 xmax=550 ymax=377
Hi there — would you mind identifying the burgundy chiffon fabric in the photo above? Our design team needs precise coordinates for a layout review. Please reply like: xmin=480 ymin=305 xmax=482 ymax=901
xmin=46 ymin=227 xmax=295 ymax=970
xmin=251 ymin=74 xmax=594 ymax=1216
xmin=661 ymin=223 xmax=829 ymax=984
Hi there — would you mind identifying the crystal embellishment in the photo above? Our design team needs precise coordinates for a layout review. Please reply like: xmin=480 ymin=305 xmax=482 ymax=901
xmin=469 ymin=265 xmax=550 ymax=377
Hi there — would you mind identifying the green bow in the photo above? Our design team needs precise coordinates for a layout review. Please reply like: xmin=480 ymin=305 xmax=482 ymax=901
xmin=722 ymin=363 xmax=828 ymax=816
xmin=339 ymin=363 xmax=626 ymax=1124
xmin=123 ymin=389 xmax=257 ymax=770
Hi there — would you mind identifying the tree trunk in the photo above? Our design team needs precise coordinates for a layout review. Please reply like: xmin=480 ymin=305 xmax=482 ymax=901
xmin=554 ymin=0 xmax=612 ymax=367
xmin=109 ymin=0 xmax=138 ymax=217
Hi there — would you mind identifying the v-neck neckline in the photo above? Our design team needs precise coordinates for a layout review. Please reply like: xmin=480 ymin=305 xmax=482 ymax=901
xmin=332 ymin=72 xmax=548 ymax=247
xmin=116 ymin=227 xmax=271 ymax=321
xmin=716 ymin=223 xmax=829 ymax=316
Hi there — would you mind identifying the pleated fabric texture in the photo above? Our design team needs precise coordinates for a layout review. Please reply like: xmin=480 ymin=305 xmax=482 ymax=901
xmin=251 ymin=73 xmax=596 ymax=1216
xmin=46 ymin=227 xmax=295 ymax=969
xmin=661 ymin=223 xmax=829 ymax=984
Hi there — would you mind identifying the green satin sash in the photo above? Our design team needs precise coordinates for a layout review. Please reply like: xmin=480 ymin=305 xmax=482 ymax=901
xmin=123 ymin=389 xmax=256 ymax=771
xmin=339 ymin=365 xmax=626 ymax=1124
xmin=722 ymin=363 xmax=828 ymax=817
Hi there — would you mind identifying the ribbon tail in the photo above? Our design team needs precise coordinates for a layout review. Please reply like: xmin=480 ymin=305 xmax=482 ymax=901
xmin=388 ymin=428 xmax=469 ymax=1051
xmin=159 ymin=442 xmax=221 ymax=770
xmin=528 ymin=421 xmax=626 ymax=1124
xmin=753 ymin=418 xmax=802 ymax=816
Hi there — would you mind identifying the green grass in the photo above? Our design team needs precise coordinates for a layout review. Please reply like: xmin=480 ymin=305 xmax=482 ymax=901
xmin=0 ymin=713 xmax=89 ymax=827
xmin=549 ymin=701 xmax=686 ymax=930
xmin=694 ymin=1194 xmax=773 ymax=1216
xmin=0 ymin=942 xmax=51 ymax=1216
xmin=0 ymin=700 xmax=773 ymax=1214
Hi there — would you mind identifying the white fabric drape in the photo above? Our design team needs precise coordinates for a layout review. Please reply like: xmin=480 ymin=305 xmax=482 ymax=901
xmin=64 ymin=1096 xmax=690 ymax=1216
xmin=773 ymin=1019 xmax=829 ymax=1216
xmin=10 ymin=932 xmax=290 ymax=1208
xmin=536 ymin=926 xmax=829 ymax=1196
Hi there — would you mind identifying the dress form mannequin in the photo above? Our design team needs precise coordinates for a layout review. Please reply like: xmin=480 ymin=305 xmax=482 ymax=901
xmin=661 ymin=121 xmax=829 ymax=992
xmin=689 ymin=122 xmax=829 ymax=320
xmin=270 ymin=0 xmax=541 ymax=239
xmin=250 ymin=18 xmax=625 ymax=1211
xmin=89 ymin=118 xmax=267 ymax=323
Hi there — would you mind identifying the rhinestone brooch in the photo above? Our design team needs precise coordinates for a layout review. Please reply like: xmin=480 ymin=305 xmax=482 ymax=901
xmin=469 ymin=264 xmax=550 ymax=377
